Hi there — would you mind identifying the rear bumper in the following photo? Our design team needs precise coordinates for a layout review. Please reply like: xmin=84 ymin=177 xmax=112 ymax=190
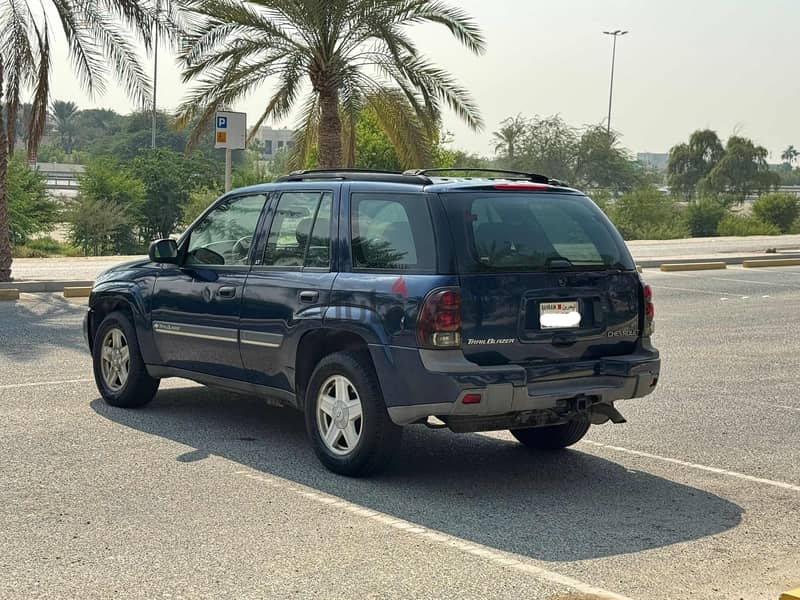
xmin=371 ymin=342 xmax=660 ymax=427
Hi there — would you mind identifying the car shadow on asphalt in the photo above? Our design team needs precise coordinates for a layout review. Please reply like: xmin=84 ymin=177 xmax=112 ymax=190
xmin=90 ymin=385 xmax=743 ymax=563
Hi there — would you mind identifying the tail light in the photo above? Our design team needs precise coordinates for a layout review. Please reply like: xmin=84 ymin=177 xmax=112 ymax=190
xmin=417 ymin=288 xmax=462 ymax=348
xmin=643 ymin=283 xmax=655 ymax=335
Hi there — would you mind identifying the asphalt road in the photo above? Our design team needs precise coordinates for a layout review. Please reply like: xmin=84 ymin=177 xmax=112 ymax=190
xmin=1 ymin=267 xmax=799 ymax=599
xmin=9 ymin=233 xmax=800 ymax=282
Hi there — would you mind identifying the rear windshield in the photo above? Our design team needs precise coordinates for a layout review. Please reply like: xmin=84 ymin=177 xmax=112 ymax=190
xmin=441 ymin=192 xmax=634 ymax=272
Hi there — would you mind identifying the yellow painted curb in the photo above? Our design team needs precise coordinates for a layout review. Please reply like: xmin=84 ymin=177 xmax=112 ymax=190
xmin=742 ymin=258 xmax=800 ymax=268
xmin=636 ymin=265 xmax=643 ymax=273
xmin=659 ymin=262 xmax=727 ymax=272
xmin=0 ymin=289 xmax=20 ymax=301
xmin=779 ymin=588 xmax=800 ymax=600
xmin=63 ymin=286 xmax=92 ymax=298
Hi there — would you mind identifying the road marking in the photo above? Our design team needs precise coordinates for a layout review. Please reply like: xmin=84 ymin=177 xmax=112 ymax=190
xmin=235 ymin=470 xmax=633 ymax=600
xmin=658 ymin=270 xmax=800 ymax=289
xmin=654 ymin=284 xmax=745 ymax=298
xmin=583 ymin=441 xmax=800 ymax=493
xmin=0 ymin=378 xmax=93 ymax=390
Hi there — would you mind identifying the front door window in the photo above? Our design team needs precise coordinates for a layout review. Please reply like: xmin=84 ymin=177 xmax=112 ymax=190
xmin=185 ymin=194 xmax=268 ymax=266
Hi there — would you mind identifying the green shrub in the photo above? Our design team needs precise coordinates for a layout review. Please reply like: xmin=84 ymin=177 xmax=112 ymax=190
xmin=683 ymin=198 xmax=728 ymax=237
xmin=751 ymin=193 xmax=799 ymax=233
xmin=607 ymin=186 xmax=690 ymax=240
xmin=717 ymin=214 xmax=780 ymax=236
xmin=12 ymin=237 xmax=83 ymax=257
xmin=12 ymin=246 xmax=49 ymax=258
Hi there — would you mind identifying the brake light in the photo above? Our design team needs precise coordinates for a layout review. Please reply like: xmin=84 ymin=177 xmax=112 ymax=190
xmin=417 ymin=288 xmax=462 ymax=348
xmin=643 ymin=284 xmax=655 ymax=334
xmin=493 ymin=183 xmax=552 ymax=191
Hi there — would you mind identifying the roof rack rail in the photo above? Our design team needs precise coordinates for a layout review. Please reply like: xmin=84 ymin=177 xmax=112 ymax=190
xmin=275 ymin=168 xmax=432 ymax=185
xmin=403 ymin=168 xmax=551 ymax=184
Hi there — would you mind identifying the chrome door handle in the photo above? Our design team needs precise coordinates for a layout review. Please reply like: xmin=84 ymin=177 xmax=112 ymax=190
xmin=299 ymin=290 xmax=319 ymax=303
xmin=217 ymin=286 xmax=237 ymax=299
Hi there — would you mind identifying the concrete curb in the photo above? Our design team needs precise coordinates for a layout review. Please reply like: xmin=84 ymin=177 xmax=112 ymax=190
xmin=0 ymin=280 xmax=95 ymax=293
xmin=63 ymin=286 xmax=92 ymax=298
xmin=659 ymin=262 xmax=727 ymax=272
xmin=742 ymin=258 xmax=800 ymax=268
xmin=635 ymin=252 xmax=800 ymax=268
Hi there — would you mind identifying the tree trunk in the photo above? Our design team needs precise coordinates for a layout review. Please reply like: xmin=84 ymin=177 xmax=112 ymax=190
xmin=317 ymin=86 xmax=342 ymax=169
xmin=0 ymin=58 xmax=12 ymax=282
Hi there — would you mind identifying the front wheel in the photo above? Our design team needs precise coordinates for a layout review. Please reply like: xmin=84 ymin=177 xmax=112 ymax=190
xmin=92 ymin=311 xmax=159 ymax=408
xmin=510 ymin=415 xmax=590 ymax=450
xmin=305 ymin=352 xmax=402 ymax=476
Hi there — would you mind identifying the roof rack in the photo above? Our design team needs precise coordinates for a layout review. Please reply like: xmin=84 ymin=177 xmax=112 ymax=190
xmin=402 ymin=168 xmax=551 ymax=184
xmin=275 ymin=168 xmax=432 ymax=185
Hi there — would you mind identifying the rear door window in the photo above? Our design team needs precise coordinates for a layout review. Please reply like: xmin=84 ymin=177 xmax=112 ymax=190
xmin=350 ymin=193 xmax=436 ymax=272
xmin=262 ymin=191 xmax=333 ymax=269
xmin=443 ymin=192 xmax=633 ymax=272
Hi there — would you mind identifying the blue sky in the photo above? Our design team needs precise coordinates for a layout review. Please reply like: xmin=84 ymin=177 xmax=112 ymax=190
xmin=49 ymin=0 xmax=800 ymax=159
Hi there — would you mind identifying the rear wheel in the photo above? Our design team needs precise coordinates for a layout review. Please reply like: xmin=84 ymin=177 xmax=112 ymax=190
xmin=92 ymin=311 xmax=159 ymax=408
xmin=305 ymin=352 xmax=401 ymax=476
xmin=510 ymin=415 xmax=590 ymax=450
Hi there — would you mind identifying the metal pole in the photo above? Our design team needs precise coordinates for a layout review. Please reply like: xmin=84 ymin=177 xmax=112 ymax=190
xmin=151 ymin=0 xmax=160 ymax=148
xmin=603 ymin=30 xmax=628 ymax=136
xmin=606 ymin=35 xmax=617 ymax=135
xmin=225 ymin=148 xmax=232 ymax=192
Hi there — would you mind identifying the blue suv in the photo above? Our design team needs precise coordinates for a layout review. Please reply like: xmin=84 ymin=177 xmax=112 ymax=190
xmin=84 ymin=169 xmax=660 ymax=476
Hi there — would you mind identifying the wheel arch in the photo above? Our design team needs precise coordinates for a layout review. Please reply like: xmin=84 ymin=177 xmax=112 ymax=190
xmin=294 ymin=328 xmax=374 ymax=409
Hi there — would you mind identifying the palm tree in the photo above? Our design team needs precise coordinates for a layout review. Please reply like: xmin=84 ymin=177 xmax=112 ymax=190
xmin=177 ymin=0 xmax=485 ymax=169
xmin=781 ymin=145 xmax=798 ymax=166
xmin=0 ymin=0 xmax=166 ymax=282
xmin=492 ymin=114 xmax=527 ymax=160
xmin=50 ymin=100 xmax=79 ymax=153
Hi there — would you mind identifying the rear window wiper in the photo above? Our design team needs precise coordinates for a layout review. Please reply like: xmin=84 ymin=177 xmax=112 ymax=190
xmin=544 ymin=256 xmax=574 ymax=271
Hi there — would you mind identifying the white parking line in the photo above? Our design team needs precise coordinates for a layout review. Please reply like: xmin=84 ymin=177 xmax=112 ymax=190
xmin=0 ymin=378 xmax=93 ymax=390
xmin=660 ymin=271 xmax=800 ymax=289
xmin=235 ymin=470 xmax=633 ymax=600
xmin=653 ymin=284 xmax=745 ymax=297
xmin=583 ymin=441 xmax=800 ymax=493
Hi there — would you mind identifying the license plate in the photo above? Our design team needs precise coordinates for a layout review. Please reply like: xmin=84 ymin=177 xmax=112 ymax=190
xmin=539 ymin=301 xmax=581 ymax=329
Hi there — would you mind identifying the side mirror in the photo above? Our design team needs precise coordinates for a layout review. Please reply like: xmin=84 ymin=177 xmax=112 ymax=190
xmin=148 ymin=239 xmax=179 ymax=264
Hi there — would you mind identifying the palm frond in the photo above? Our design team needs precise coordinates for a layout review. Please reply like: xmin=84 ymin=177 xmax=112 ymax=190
xmin=27 ymin=19 xmax=50 ymax=158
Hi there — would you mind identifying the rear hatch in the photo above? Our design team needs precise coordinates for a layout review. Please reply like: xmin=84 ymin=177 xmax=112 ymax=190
xmin=440 ymin=189 xmax=642 ymax=367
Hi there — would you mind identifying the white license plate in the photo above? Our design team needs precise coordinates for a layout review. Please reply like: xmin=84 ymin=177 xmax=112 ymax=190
xmin=539 ymin=301 xmax=581 ymax=329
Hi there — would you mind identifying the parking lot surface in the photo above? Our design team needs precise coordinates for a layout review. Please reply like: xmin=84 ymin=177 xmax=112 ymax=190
xmin=1 ymin=266 xmax=799 ymax=599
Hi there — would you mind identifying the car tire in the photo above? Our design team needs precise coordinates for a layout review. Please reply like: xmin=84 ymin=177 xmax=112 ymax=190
xmin=92 ymin=311 xmax=159 ymax=408
xmin=305 ymin=351 xmax=402 ymax=477
xmin=510 ymin=415 xmax=590 ymax=450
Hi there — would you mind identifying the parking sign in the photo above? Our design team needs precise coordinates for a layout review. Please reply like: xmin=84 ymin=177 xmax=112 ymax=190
xmin=214 ymin=111 xmax=246 ymax=149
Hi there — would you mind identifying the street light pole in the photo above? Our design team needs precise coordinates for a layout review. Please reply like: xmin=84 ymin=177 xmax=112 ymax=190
xmin=151 ymin=0 xmax=160 ymax=149
xmin=603 ymin=29 xmax=628 ymax=136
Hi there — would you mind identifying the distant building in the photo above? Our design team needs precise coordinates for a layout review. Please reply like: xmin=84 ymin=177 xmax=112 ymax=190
xmin=36 ymin=162 xmax=85 ymax=201
xmin=254 ymin=127 xmax=295 ymax=159
xmin=636 ymin=152 xmax=670 ymax=172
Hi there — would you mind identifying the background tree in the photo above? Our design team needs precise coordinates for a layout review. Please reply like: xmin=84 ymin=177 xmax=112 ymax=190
xmin=701 ymin=136 xmax=778 ymax=201
xmin=781 ymin=145 xmax=798 ymax=166
xmin=513 ymin=115 xmax=579 ymax=180
xmin=667 ymin=129 xmax=725 ymax=199
xmin=130 ymin=148 xmax=218 ymax=239
xmin=50 ymin=100 xmax=79 ymax=153
xmin=177 ymin=0 xmax=485 ymax=169
xmin=0 ymin=0 xmax=166 ymax=281
xmin=574 ymin=125 xmax=638 ymax=192
xmin=492 ymin=115 xmax=527 ymax=161
xmin=6 ymin=154 xmax=58 ymax=245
